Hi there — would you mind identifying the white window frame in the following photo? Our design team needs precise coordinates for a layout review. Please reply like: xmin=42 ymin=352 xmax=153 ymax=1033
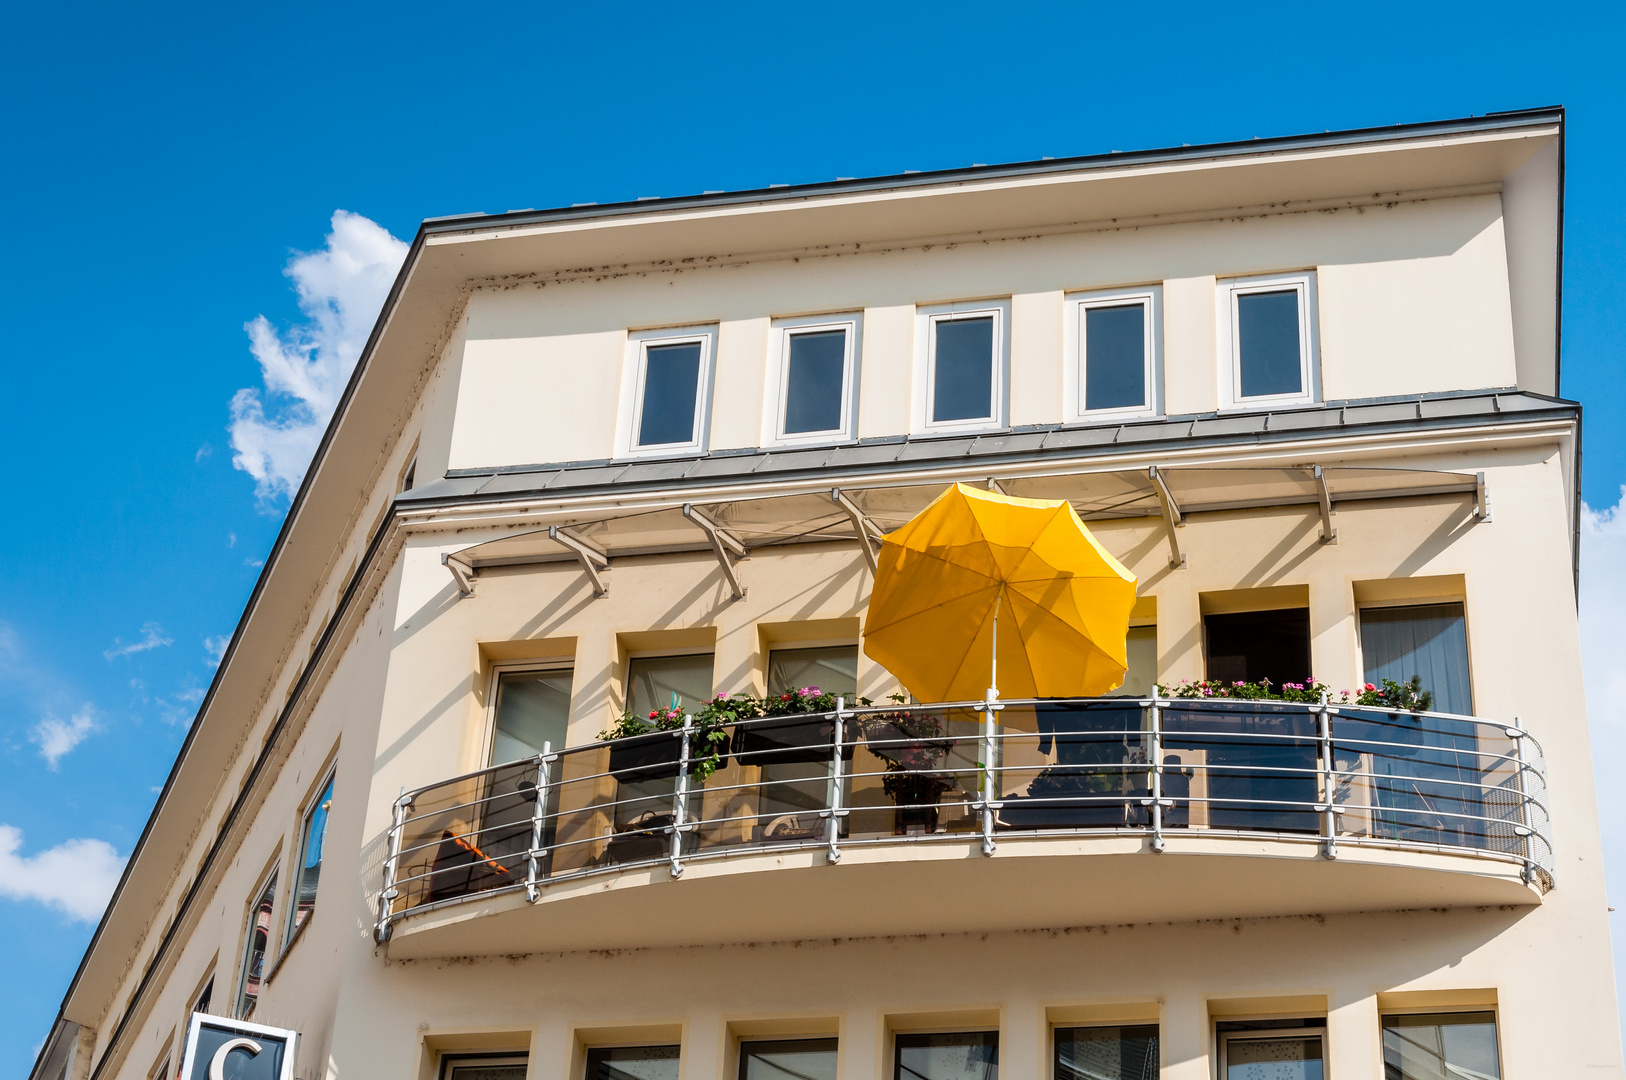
xmin=913 ymin=300 xmax=1010 ymax=434
xmin=1218 ymin=1026 xmax=1326 ymax=1075
xmin=1063 ymin=285 xmax=1161 ymax=423
xmin=485 ymin=659 xmax=576 ymax=765
xmin=617 ymin=325 xmax=717 ymax=458
xmin=761 ymin=313 xmax=862 ymax=448
xmin=1216 ymin=271 xmax=1319 ymax=410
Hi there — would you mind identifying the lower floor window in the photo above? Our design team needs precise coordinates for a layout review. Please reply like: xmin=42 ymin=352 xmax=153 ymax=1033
xmin=739 ymin=1038 xmax=838 ymax=1080
xmin=1382 ymin=1012 xmax=1500 ymax=1079
xmin=586 ymin=1044 xmax=681 ymax=1080
xmin=1218 ymin=1021 xmax=1324 ymax=1080
xmin=441 ymin=1053 xmax=528 ymax=1080
xmin=895 ymin=1031 xmax=998 ymax=1080
xmin=1055 ymin=1024 xmax=1159 ymax=1080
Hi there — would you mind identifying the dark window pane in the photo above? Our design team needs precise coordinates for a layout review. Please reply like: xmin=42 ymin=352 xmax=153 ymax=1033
xmin=443 ymin=1057 xmax=529 ymax=1080
xmin=894 ymin=1032 xmax=998 ymax=1080
xmin=586 ymin=1045 xmax=681 ymax=1080
xmin=236 ymin=872 xmax=276 ymax=1017
xmin=1085 ymin=304 xmax=1147 ymax=411
xmin=784 ymin=329 xmax=847 ymax=434
xmin=1204 ymin=608 xmax=1311 ymax=686
xmin=932 ymin=316 xmax=995 ymax=422
xmin=740 ymin=1039 xmax=839 ymax=1080
xmin=766 ymin=646 xmax=857 ymax=697
xmin=1056 ymin=1025 xmax=1159 ymax=1080
xmin=492 ymin=669 xmax=574 ymax=763
xmin=1360 ymin=603 xmax=1472 ymax=715
xmin=1236 ymin=290 xmax=1303 ymax=398
xmin=638 ymin=342 xmax=703 ymax=446
xmin=1382 ymin=1012 xmax=1500 ymax=1079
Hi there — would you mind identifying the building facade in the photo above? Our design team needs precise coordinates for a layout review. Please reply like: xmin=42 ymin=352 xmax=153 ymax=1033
xmin=31 ymin=108 xmax=1625 ymax=1080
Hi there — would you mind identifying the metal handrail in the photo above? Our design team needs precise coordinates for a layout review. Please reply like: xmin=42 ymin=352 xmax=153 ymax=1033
xmin=373 ymin=694 xmax=1555 ymax=943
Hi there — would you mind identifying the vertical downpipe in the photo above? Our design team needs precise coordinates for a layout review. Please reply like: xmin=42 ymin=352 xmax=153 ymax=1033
xmin=670 ymin=716 xmax=692 ymax=879
xmin=375 ymin=789 xmax=408 ymax=943
xmin=1317 ymin=692 xmax=1338 ymax=860
xmin=1149 ymin=700 xmax=1165 ymax=853
xmin=825 ymin=696 xmax=846 ymax=864
xmin=526 ymin=744 xmax=552 ymax=903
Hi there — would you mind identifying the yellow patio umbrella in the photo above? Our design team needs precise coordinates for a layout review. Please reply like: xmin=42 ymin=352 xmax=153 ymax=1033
xmin=862 ymin=483 xmax=1138 ymax=702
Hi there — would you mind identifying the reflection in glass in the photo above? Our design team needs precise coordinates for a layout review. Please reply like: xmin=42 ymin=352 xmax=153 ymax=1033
xmin=1225 ymin=1036 xmax=1323 ymax=1080
xmin=1056 ymin=1025 xmax=1159 ymax=1080
xmin=492 ymin=669 xmax=574 ymax=764
xmin=235 ymin=872 xmax=276 ymax=1018
xmin=627 ymin=654 xmax=714 ymax=716
xmin=1381 ymin=1012 xmax=1500 ymax=1080
xmin=1084 ymin=303 xmax=1147 ymax=411
xmin=766 ymin=646 xmax=857 ymax=697
xmin=932 ymin=316 xmax=995 ymax=422
xmin=739 ymin=1038 xmax=839 ymax=1080
xmin=586 ymin=1045 xmax=681 ymax=1080
xmin=1360 ymin=603 xmax=1472 ymax=715
xmin=894 ymin=1031 xmax=998 ymax=1080
xmin=442 ymin=1055 xmax=529 ymax=1080
xmin=638 ymin=341 xmax=703 ymax=446
xmin=784 ymin=329 xmax=847 ymax=434
xmin=1236 ymin=289 xmax=1303 ymax=398
xmin=288 ymin=771 xmax=335 ymax=939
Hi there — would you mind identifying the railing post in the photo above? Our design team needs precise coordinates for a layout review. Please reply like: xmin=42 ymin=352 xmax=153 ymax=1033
xmin=822 ymin=696 xmax=849 ymax=864
xmin=374 ymin=788 xmax=409 ymax=944
xmin=1148 ymin=700 xmax=1165 ymax=853
xmin=669 ymin=716 xmax=693 ymax=879
xmin=526 ymin=744 xmax=552 ymax=903
xmin=979 ymin=691 xmax=1003 ymax=857
xmin=1510 ymin=716 xmax=1538 ymax=885
xmin=1316 ymin=691 xmax=1338 ymax=860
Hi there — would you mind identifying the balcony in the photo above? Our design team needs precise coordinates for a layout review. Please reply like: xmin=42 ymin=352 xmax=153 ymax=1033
xmin=374 ymin=698 xmax=1552 ymax=958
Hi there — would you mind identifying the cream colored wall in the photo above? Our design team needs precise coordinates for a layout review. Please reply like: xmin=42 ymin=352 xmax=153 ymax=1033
xmin=444 ymin=194 xmax=1521 ymax=471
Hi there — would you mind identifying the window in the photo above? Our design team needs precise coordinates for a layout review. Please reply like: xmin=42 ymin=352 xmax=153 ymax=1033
xmin=1217 ymin=1021 xmax=1324 ymax=1080
xmin=1218 ymin=273 xmax=1317 ymax=408
xmin=585 ymin=1045 xmax=681 ymax=1080
xmin=766 ymin=645 xmax=857 ymax=697
xmin=193 ymin=974 xmax=214 ymax=1016
xmin=1107 ymin=626 xmax=1157 ymax=698
xmin=626 ymin=653 xmax=714 ymax=716
xmin=1066 ymin=287 xmax=1159 ymax=421
xmin=1055 ymin=1025 xmax=1159 ymax=1080
xmin=441 ymin=1053 xmax=529 ymax=1080
xmin=1204 ymin=608 xmax=1312 ymax=686
xmin=766 ymin=315 xmax=860 ymax=445
xmin=893 ymin=1032 xmax=998 ymax=1080
xmin=234 ymin=871 xmax=277 ymax=1018
xmin=739 ymin=1038 xmax=838 ymax=1080
xmin=1360 ymin=603 xmax=1471 ymax=715
xmin=490 ymin=667 xmax=574 ymax=764
xmin=400 ymin=454 xmax=418 ymax=494
xmin=621 ymin=327 xmax=716 ymax=456
xmin=285 ymin=769 xmax=335 ymax=942
xmin=917 ymin=302 xmax=1008 ymax=432
xmin=759 ymin=647 xmax=858 ymax=837
xmin=1381 ymin=1012 xmax=1500 ymax=1079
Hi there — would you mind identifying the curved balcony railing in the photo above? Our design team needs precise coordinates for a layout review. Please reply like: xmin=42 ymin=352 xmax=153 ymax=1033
xmin=373 ymin=696 xmax=1553 ymax=942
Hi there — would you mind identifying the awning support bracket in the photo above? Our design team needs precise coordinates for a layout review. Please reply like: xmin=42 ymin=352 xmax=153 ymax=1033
xmin=1313 ymin=465 xmax=1338 ymax=544
xmin=683 ymin=503 xmax=747 ymax=600
xmin=549 ymin=525 xmax=610 ymax=598
xmin=830 ymin=488 xmax=883 ymax=574
xmin=442 ymin=551 xmax=477 ymax=598
xmin=1475 ymin=472 xmax=1492 ymax=522
xmin=1149 ymin=466 xmax=1186 ymax=569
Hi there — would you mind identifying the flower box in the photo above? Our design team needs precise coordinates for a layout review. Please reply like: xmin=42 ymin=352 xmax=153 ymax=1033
xmin=731 ymin=714 xmax=855 ymax=766
xmin=606 ymin=730 xmax=693 ymax=783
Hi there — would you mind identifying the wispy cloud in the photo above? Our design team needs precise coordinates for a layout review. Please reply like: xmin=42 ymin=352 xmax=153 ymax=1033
xmin=0 ymin=824 xmax=125 ymax=921
xmin=229 ymin=210 xmax=408 ymax=502
xmin=203 ymin=635 xmax=230 ymax=667
xmin=103 ymin=622 xmax=172 ymax=661
xmin=30 ymin=709 xmax=97 ymax=768
xmin=1580 ymin=488 xmax=1626 ymax=1041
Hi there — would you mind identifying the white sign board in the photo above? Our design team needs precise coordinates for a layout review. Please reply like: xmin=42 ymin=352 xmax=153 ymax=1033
xmin=177 ymin=1014 xmax=298 ymax=1080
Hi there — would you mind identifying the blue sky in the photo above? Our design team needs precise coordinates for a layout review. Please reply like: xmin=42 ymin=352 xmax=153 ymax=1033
xmin=4 ymin=0 xmax=1626 ymax=1073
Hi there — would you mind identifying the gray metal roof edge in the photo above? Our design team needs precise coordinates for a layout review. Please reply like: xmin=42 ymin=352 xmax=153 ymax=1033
xmin=399 ymin=390 xmax=1576 ymax=510
xmin=416 ymin=109 xmax=1564 ymax=239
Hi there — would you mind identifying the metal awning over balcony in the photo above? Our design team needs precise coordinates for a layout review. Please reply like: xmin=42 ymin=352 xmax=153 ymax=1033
xmin=438 ymin=464 xmax=1488 ymax=597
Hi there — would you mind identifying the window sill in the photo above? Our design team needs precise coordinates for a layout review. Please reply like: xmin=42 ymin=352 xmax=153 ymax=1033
xmin=264 ymin=912 xmax=313 ymax=987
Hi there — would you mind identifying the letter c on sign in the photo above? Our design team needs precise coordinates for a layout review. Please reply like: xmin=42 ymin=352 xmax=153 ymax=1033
xmin=208 ymin=1037 xmax=262 ymax=1080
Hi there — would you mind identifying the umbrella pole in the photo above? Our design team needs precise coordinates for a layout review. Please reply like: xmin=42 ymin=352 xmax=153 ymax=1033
xmin=987 ymin=588 xmax=999 ymax=704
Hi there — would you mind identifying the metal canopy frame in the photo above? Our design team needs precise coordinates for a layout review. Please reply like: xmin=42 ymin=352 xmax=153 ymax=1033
xmin=433 ymin=463 xmax=1485 ymax=599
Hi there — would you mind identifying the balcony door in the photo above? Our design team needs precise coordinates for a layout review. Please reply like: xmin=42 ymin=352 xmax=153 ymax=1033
xmin=480 ymin=666 xmax=574 ymax=872
xmin=616 ymin=653 xmax=715 ymax=832
xmin=1204 ymin=607 xmax=1311 ymax=687
xmin=756 ymin=646 xmax=857 ymax=842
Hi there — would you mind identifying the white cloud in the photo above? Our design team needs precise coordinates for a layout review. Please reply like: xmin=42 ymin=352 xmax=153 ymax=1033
xmin=229 ymin=210 xmax=408 ymax=501
xmin=30 ymin=709 xmax=97 ymax=768
xmin=1580 ymin=488 xmax=1626 ymax=1043
xmin=0 ymin=824 xmax=125 ymax=921
xmin=203 ymin=635 xmax=230 ymax=666
xmin=103 ymin=622 xmax=172 ymax=660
